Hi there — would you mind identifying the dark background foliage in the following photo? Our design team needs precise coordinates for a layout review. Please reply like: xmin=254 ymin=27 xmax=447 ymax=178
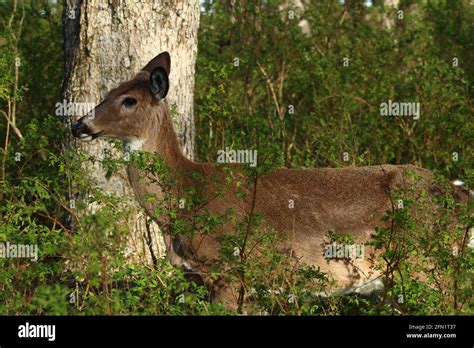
xmin=0 ymin=0 xmax=472 ymax=315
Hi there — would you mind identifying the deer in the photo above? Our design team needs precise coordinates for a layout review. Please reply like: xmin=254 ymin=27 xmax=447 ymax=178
xmin=71 ymin=52 xmax=472 ymax=310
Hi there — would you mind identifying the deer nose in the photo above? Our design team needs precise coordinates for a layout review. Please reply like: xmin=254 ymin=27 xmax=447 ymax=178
xmin=71 ymin=120 xmax=88 ymax=138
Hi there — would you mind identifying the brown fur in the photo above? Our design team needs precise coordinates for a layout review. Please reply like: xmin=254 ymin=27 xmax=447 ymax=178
xmin=73 ymin=53 xmax=447 ymax=308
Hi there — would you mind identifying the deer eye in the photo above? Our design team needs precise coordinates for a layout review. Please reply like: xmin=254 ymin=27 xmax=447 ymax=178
xmin=122 ymin=97 xmax=137 ymax=107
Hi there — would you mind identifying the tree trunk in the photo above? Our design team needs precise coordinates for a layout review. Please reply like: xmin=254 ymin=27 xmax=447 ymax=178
xmin=61 ymin=0 xmax=200 ymax=263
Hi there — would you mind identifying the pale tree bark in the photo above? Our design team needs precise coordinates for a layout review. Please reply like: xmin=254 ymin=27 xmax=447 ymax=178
xmin=62 ymin=0 xmax=200 ymax=263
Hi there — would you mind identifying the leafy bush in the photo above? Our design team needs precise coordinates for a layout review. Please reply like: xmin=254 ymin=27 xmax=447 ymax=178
xmin=0 ymin=0 xmax=472 ymax=315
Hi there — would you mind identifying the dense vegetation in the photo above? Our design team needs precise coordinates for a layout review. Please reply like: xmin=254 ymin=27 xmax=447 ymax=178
xmin=0 ymin=0 xmax=472 ymax=315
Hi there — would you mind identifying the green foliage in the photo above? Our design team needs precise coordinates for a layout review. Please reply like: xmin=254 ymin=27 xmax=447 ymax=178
xmin=0 ymin=0 xmax=472 ymax=315
xmin=367 ymin=174 xmax=473 ymax=314
xmin=196 ymin=0 xmax=473 ymax=179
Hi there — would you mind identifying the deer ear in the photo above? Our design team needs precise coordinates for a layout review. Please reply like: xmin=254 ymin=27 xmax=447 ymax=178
xmin=142 ymin=51 xmax=171 ymax=76
xmin=150 ymin=67 xmax=169 ymax=100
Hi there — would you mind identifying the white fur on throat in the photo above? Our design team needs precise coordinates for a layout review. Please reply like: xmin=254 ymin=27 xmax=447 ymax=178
xmin=123 ymin=137 xmax=144 ymax=152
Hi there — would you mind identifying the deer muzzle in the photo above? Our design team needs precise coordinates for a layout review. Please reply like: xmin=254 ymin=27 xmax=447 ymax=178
xmin=71 ymin=117 xmax=102 ymax=142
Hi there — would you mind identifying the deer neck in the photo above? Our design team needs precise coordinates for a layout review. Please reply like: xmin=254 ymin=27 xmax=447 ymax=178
xmin=140 ymin=101 xmax=189 ymax=170
xmin=125 ymin=101 xmax=196 ymax=198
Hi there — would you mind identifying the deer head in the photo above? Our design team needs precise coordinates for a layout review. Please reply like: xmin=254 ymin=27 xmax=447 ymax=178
xmin=71 ymin=52 xmax=171 ymax=150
